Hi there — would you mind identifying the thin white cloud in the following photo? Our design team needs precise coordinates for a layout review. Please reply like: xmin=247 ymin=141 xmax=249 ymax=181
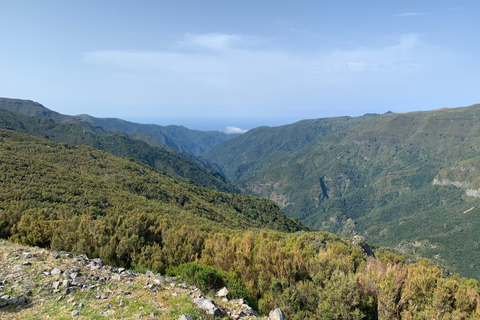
xmin=396 ymin=12 xmax=427 ymax=17
xmin=184 ymin=32 xmax=243 ymax=51
xmin=83 ymin=32 xmax=433 ymax=116
xmin=85 ymin=33 xmax=423 ymax=75
xmin=225 ymin=126 xmax=248 ymax=134
xmin=310 ymin=34 xmax=423 ymax=74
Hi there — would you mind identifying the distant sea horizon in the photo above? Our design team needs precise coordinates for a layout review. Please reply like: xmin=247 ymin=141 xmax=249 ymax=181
xmin=124 ymin=116 xmax=306 ymax=132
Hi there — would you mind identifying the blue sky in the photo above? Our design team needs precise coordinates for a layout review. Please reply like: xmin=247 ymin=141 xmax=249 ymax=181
xmin=1 ymin=1 xmax=479 ymax=131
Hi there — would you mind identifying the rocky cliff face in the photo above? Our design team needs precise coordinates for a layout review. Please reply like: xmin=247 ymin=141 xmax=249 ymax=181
xmin=0 ymin=240 xmax=280 ymax=320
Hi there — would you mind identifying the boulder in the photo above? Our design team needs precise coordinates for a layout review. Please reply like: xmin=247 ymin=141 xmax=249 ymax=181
xmin=51 ymin=267 xmax=63 ymax=275
xmin=352 ymin=235 xmax=374 ymax=256
xmin=90 ymin=258 xmax=104 ymax=267
xmin=20 ymin=252 xmax=34 ymax=260
xmin=193 ymin=298 xmax=220 ymax=317
xmin=216 ymin=287 xmax=228 ymax=298
xmin=12 ymin=264 xmax=29 ymax=271
xmin=269 ymin=308 xmax=286 ymax=320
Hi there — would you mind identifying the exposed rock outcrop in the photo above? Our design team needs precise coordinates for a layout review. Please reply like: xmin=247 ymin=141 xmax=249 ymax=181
xmin=0 ymin=239 xmax=264 ymax=319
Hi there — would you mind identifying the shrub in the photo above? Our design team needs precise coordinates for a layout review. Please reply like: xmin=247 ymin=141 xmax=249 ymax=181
xmin=169 ymin=263 xmax=256 ymax=309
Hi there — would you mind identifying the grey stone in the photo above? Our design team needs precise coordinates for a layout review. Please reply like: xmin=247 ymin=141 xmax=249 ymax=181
xmin=62 ymin=287 xmax=74 ymax=295
xmin=0 ymin=298 xmax=7 ymax=307
xmin=123 ymin=270 xmax=135 ymax=277
xmin=193 ymin=298 xmax=220 ymax=317
xmin=90 ymin=258 xmax=104 ymax=267
xmin=153 ymin=277 xmax=164 ymax=284
xmin=51 ymin=268 xmax=63 ymax=275
xmin=71 ymin=310 xmax=81 ymax=316
xmin=269 ymin=308 xmax=286 ymax=320
xmin=145 ymin=271 xmax=154 ymax=277
xmin=12 ymin=264 xmax=29 ymax=271
xmin=147 ymin=283 xmax=156 ymax=289
xmin=179 ymin=315 xmax=195 ymax=320
xmin=119 ymin=300 xmax=125 ymax=307
xmin=216 ymin=287 xmax=228 ymax=297
xmin=72 ymin=279 xmax=83 ymax=287
xmin=20 ymin=252 xmax=33 ymax=260
xmin=352 ymin=235 xmax=374 ymax=256
xmin=102 ymin=310 xmax=115 ymax=316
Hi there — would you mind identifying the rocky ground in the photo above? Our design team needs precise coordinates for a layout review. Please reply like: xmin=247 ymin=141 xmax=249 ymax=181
xmin=0 ymin=240 xmax=284 ymax=320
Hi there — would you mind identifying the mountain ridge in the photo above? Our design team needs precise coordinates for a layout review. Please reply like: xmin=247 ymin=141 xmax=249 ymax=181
xmin=0 ymin=97 xmax=238 ymax=156
xmin=205 ymin=103 xmax=480 ymax=279
xmin=0 ymin=108 xmax=237 ymax=193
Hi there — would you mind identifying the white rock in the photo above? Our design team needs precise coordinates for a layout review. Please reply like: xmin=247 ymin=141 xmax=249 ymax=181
xmin=51 ymin=268 xmax=63 ymax=275
xmin=193 ymin=298 xmax=220 ymax=317
xmin=216 ymin=287 xmax=228 ymax=297
xmin=269 ymin=308 xmax=286 ymax=320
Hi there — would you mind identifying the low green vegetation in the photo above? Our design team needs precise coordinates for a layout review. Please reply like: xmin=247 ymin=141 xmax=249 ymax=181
xmin=205 ymin=104 xmax=480 ymax=279
xmin=169 ymin=262 xmax=255 ymax=307
xmin=0 ymin=97 xmax=237 ymax=156
xmin=202 ymin=114 xmax=378 ymax=183
xmin=0 ymin=108 xmax=237 ymax=193
xmin=2 ymin=129 xmax=480 ymax=318
xmin=0 ymin=129 xmax=306 ymax=257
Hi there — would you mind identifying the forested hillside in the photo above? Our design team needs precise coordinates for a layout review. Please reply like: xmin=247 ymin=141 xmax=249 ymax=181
xmin=0 ymin=108 xmax=237 ymax=193
xmin=0 ymin=97 xmax=237 ymax=156
xmin=205 ymin=105 xmax=480 ymax=279
xmin=2 ymin=128 xmax=480 ymax=319
xmin=202 ymin=114 xmax=379 ymax=183
xmin=0 ymin=129 xmax=305 ymax=235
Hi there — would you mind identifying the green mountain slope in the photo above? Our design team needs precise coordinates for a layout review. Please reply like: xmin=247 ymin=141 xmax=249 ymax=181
xmin=4 ymin=129 xmax=480 ymax=319
xmin=211 ymin=104 xmax=480 ymax=279
xmin=0 ymin=108 xmax=237 ymax=193
xmin=201 ymin=114 xmax=378 ymax=183
xmin=0 ymin=97 xmax=238 ymax=156
xmin=77 ymin=114 xmax=238 ymax=156
xmin=0 ymin=128 xmax=306 ymax=237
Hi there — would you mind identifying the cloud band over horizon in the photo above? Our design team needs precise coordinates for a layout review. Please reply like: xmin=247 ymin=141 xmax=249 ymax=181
xmin=82 ymin=32 xmax=437 ymax=117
